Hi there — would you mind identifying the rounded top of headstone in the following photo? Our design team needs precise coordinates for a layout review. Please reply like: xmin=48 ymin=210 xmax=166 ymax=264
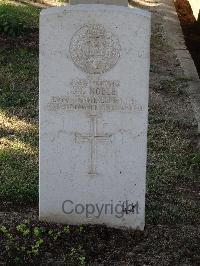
xmin=69 ymin=24 xmax=121 ymax=74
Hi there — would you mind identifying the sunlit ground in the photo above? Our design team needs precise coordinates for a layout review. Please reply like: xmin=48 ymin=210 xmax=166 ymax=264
xmin=0 ymin=0 xmax=66 ymax=7
xmin=129 ymin=0 xmax=160 ymax=7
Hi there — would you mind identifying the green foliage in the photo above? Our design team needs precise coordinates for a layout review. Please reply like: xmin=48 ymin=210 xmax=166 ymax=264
xmin=47 ymin=228 xmax=62 ymax=240
xmin=33 ymin=227 xmax=42 ymax=237
xmin=0 ymin=223 xmax=88 ymax=265
xmin=0 ymin=2 xmax=40 ymax=37
xmin=0 ymin=224 xmax=45 ymax=264
xmin=65 ymin=246 xmax=86 ymax=266
xmin=79 ymin=225 xmax=85 ymax=233
xmin=63 ymin=225 xmax=70 ymax=233
xmin=16 ymin=223 xmax=30 ymax=236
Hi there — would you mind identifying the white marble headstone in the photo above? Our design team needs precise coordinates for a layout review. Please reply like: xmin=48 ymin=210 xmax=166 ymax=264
xmin=39 ymin=3 xmax=151 ymax=230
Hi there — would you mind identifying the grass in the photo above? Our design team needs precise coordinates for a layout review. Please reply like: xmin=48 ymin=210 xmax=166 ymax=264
xmin=0 ymin=0 xmax=39 ymax=203
xmin=147 ymin=19 xmax=200 ymax=226
xmin=0 ymin=111 xmax=38 ymax=202
xmin=0 ymin=47 xmax=38 ymax=117
xmin=0 ymin=0 xmax=40 ymax=37
xmin=0 ymin=1 xmax=200 ymax=265
xmin=147 ymin=118 xmax=200 ymax=225
xmin=153 ymin=79 xmax=187 ymax=94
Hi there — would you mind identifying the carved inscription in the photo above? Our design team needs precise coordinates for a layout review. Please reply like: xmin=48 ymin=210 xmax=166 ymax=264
xmin=48 ymin=24 xmax=143 ymax=113
xmin=75 ymin=114 xmax=112 ymax=175
xmin=48 ymin=79 xmax=143 ymax=112
xmin=47 ymin=23 xmax=143 ymax=174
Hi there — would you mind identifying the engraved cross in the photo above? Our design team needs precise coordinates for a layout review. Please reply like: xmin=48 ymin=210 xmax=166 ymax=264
xmin=75 ymin=114 xmax=112 ymax=174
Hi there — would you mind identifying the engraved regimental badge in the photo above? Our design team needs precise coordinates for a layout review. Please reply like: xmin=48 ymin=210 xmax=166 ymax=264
xmin=69 ymin=24 xmax=121 ymax=74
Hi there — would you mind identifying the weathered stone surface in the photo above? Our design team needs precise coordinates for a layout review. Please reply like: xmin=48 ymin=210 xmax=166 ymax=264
xmin=70 ymin=0 xmax=127 ymax=6
xmin=39 ymin=4 xmax=151 ymax=230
